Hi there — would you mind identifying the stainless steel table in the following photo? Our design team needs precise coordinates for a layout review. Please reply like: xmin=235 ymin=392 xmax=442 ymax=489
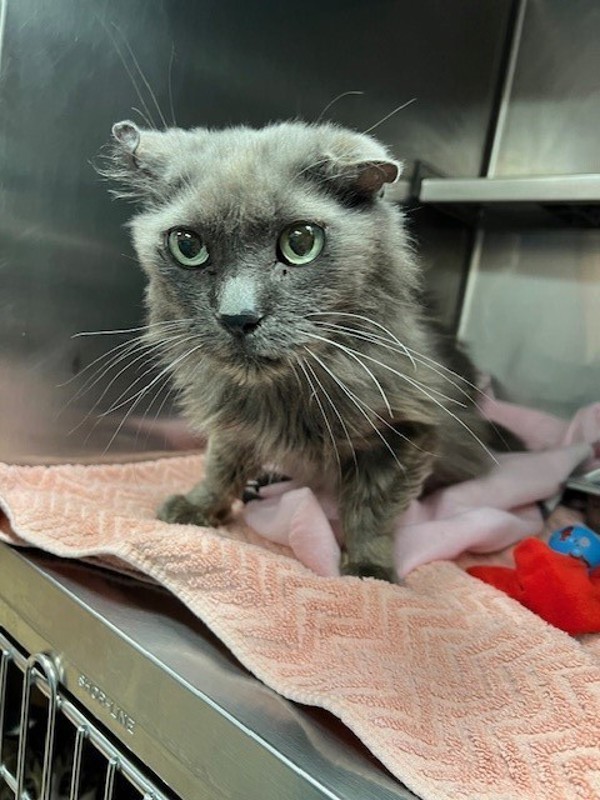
xmin=0 ymin=544 xmax=417 ymax=800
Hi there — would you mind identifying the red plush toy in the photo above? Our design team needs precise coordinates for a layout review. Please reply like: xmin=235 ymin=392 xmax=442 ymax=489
xmin=467 ymin=536 xmax=600 ymax=636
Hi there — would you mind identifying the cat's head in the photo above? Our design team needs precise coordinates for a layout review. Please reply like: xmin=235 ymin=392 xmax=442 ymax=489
xmin=104 ymin=120 xmax=418 ymax=380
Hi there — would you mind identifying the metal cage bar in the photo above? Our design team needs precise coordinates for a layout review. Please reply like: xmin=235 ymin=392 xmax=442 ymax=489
xmin=103 ymin=757 xmax=118 ymax=800
xmin=0 ymin=631 xmax=173 ymax=800
xmin=16 ymin=653 xmax=59 ymax=800
xmin=0 ymin=647 xmax=10 ymax=790
xmin=68 ymin=724 xmax=87 ymax=800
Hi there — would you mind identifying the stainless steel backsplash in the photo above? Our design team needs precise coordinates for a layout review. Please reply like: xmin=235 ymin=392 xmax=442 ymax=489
xmin=459 ymin=0 xmax=600 ymax=416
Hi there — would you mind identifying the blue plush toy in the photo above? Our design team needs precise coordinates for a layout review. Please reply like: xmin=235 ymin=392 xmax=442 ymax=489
xmin=548 ymin=524 xmax=600 ymax=569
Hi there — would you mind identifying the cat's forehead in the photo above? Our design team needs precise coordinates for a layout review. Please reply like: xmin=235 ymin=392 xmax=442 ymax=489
xmin=184 ymin=122 xmax=385 ymax=169
xmin=182 ymin=128 xmax=308 ymax=196
xmin=163 ymin=123 xmax=388 ymax=195
xmin=161 ymin=124 xmax=375 ymax=225
xmin=169 ymin=168 xmax=335 ymax=234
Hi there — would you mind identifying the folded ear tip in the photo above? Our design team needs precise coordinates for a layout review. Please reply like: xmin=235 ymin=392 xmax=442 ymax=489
xmin=111 ymin=120 xmax=141 ymax=151
xmin=355 ymin=160 xmax=401 ymax=194
xmin=392 ymin=161 xmax=403 ymax=182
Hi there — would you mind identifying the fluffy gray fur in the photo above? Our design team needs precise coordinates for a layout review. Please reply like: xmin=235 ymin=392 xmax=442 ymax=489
xmin=104 ymin=120 xmax=498 ymax=582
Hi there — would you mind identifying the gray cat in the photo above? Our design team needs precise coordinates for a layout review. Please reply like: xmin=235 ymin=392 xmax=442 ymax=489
xmin=104 ymin=119 xmax=501 ymax=582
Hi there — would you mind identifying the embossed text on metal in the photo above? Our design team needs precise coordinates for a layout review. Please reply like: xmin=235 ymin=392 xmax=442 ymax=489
xmin=78 ymin=673 xmax=136 ymax=734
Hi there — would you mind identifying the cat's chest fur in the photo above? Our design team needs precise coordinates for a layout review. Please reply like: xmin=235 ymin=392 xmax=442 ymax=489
xmin=180 ymin=367 xmax=366 ymax=483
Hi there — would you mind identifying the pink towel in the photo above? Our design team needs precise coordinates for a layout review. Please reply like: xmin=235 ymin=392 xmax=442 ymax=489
xmin=1 ymin=453 xmax=600 ymax=800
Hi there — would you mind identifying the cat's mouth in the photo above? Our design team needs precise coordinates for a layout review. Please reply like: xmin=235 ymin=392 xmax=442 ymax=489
xmin=206 ymin=328 xmax=306 ymax=383
xmin=209 ymin=329 xmax=280 ymax=365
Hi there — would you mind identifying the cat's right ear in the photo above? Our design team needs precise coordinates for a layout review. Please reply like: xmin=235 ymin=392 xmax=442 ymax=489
xmin=100 ymin=120 xmax=168 ymax=204
xmin=112 ymin=120 xmax=141 ymax=158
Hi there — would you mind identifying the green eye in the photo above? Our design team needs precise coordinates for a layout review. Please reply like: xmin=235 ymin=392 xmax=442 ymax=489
xmin=167 ymin=228 xmax=209 ymax=268
xmin=278 ymin=222 xmax=325 ymax=266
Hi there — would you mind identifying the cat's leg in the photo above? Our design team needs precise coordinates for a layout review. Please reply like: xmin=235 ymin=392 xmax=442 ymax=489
xmin=157 ymin=433 xmax=260 ymax=526
xmin=339 ymin=426 xmax=436 ymax=582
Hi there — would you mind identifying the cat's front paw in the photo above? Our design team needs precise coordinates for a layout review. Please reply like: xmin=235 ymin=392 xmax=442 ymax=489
xmin=340 ymin=553 xmax=398 ymax=583
xmin=157 ymin=494 xmax=222 ymax=527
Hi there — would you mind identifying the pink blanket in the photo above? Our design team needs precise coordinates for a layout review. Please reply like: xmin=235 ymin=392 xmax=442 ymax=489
xmin=244 ymin=400 xmax=600 ymax=577
xmin=1 ymin=399 xmax=600 ymax=799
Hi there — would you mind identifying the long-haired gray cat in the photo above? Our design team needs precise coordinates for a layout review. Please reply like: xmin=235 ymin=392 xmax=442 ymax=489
xmin=105 ymin=119 xmax=504 ymax=582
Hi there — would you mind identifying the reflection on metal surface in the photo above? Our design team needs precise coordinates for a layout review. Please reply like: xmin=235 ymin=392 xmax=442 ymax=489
xmin=462 ymin=228 xmax=600 ymax=416
xmin=0 ymin=545 xmax=417 ymax=799
xmin=485 ymin=0 xmax=528 ymax=179
xmin=0 ymin=0 xmax=6 ymax=70
xmin=0 ymin=0 xmax=511 ymax=460
xmin=459 ymin=0 xmax=600 ymax=413
xmin=492 ymin=0 xmax=600 ymax=177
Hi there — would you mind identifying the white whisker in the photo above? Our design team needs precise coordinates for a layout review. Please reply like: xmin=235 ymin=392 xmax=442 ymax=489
xmin=72 ymin=319 xmax=193 ymax=337
xmin=316 ymin=90 xmax=365 ymax=123
xmin=100 ymin=373 xmax=168 ymax=454
xmin=99 ymin=343 xmax=203 ymax=455
xmin=288 ymin=360 xmax=306 ymax=395
xmin=74 ymin=331 xmax=189 ymax=410
xmin=98 ymin=18 xmax=157 ymax=129
xmin=114 ymin=24 xmax=169 ymax=129
xmin=350 ymin=389 xmax=430 ymax=454
xmin=61 ymin=339 xmax=148 ymax=415
xmin=399 ymin=347 xmax=513 ymax=446
xmin=58 ymin=336 xmax=145 ymax=390
xmin=98 ymin=338 xmax=199 ymax=417
xmin=362 ymin=97 xmax=417 ymax=135
xmin=67 ymin=345 xmax=159 ymax=436
xmin=297 ymin=358 xmax=342 ymax=475
xmin=306 ymin=330 xmax=464 ymax=408
xmin=288 ymin=156 xmax=332 ymax=189
xmin=66 ymin=330 xmax=193 ymax=436
xmin=305 ymin=330 xmax=394 ymax=417
xmin=405 ymin=346 xmax=491 ymax=397
xmin=333 ymin=341 xmax=497 ymax=464
xmin=130 ymin=105 xmax=155 ymax=130
xmin=307 ymin=311 xmax=416 ymax=369
xmin=314 ymin=321 xmax=507 ymax=451
xmin=167 ymin=43 xmax=177 ymax=127
xmin=302 ymin=357 xmax=358 ymax=476
xmin=315 ymin=321 xmax=472 ymax=403
xmin=133 ymin=371 xmax=177 ymax=450
xmin=65 ymin=321 xmax=191 ymax=397
xmin=304 ymin=348 xmax=405 ymax=474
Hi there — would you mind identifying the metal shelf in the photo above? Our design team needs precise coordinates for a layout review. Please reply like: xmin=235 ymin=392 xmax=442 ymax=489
xmin=386 ymin=172 xmax=600 ymax=227
xmin=420 ymin=174 xmax=600 ymax=204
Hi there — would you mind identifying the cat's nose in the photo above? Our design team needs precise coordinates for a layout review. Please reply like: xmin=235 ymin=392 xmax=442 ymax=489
xmin=219 ymin=311 xmax=264 ymax=336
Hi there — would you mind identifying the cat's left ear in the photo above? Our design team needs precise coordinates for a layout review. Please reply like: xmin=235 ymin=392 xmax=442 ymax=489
xmin=347 ymin=160 xmax=401 ymax=194
xmin=322 ymin=158 xmax=402 ymax=200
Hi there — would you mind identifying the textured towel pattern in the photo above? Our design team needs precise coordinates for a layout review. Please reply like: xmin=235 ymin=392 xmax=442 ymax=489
xmin=1 ymin=456 xmax=600 ymax=800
